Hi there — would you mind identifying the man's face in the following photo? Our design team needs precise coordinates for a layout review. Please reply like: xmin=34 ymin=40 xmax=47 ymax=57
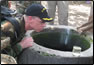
xmin=28 ymin=16 xmax=46 ymax=32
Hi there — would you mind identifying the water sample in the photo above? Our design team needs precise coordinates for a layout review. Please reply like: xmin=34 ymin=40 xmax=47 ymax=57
xmin=72 ymin=46 xmax=82 ymax=57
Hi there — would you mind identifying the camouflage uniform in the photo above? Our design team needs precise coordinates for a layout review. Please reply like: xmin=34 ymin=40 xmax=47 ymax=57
xmin=10 ymin=1 xmax=41 ymax=14
xmin=0 ymin=0 xmax=9 ymax=7
xmin=1 ymin=6 xmax=26 ymax=59
xmin=1 ymin=19 xmax=25 ymax=58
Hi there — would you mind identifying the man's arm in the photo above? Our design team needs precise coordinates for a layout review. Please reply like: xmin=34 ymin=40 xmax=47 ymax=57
xmin=77 ymin=15 xmax=93 ymax=29
xmin=13 ymin=37 xmax=33 ymax=57
xmin=77 ymin=4 xmax=93 ymax=34
xmin=77 ymin=15 xmax=93 ymax=33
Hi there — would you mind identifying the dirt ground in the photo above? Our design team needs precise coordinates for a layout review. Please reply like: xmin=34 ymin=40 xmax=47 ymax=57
xmin=41 ymin=1 xmax=92 ymax=27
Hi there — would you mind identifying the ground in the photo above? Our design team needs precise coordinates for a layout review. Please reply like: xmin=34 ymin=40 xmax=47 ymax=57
xmin=41 ymin=1 xmax=92 ymax=27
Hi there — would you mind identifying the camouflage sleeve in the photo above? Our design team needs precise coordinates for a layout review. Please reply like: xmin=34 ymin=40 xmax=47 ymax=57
xmin=15 ymin=1 xmax=41 ymax=14
xmin=13 ymin=43 xmax=23 ymax=57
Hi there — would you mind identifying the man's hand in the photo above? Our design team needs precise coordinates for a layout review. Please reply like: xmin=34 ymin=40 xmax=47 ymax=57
xmin=19 ymin=37 xmax=34 ymax=49
xmin=77 ymin=22 xmax=93 ymax=34
xmin=77 ymin=27 xmax=83 ymax=34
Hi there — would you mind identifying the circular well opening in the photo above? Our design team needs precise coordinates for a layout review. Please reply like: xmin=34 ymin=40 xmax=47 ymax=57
xmin=31 ymin=28 xmax=90 ymax=52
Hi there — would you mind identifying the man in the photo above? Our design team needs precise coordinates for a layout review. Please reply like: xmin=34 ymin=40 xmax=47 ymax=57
xmin=19 ymin=3 xmax=53 ymax=48
xmin=47 ymin=1 xmax=69 ymax=25
xmin=1 ymin=4 xmax=53 ymax=64
xmin=17 ymin=4 xmax=53 ymax=63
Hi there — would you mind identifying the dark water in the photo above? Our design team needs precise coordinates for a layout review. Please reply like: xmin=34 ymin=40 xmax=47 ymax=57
xmin=31 ymin=28 xmax=90 ymax=51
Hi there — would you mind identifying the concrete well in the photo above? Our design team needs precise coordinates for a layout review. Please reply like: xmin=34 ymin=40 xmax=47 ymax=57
xmin=18 ymin=25 xmax=93 ymax=64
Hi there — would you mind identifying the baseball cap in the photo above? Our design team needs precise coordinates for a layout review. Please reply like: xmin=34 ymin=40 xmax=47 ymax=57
xmin=25 ymin=4 xmax=53 ymax=22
